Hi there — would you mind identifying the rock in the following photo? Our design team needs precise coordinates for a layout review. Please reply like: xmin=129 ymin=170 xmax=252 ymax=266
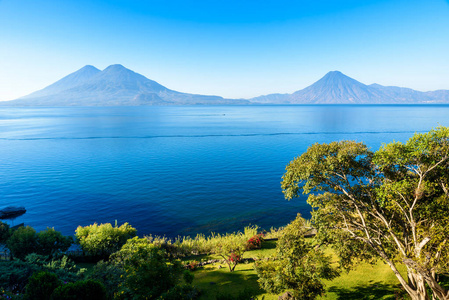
xmin=278 ymin=291 xmax=295 ymax=300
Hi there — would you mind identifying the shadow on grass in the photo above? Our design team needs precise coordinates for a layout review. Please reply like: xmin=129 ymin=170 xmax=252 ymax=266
xmin=328 ymin=281 xmax=405 ymax=300
xmin=194 ymin=264 xmax=265 ymax=300
xmin=261 ymin=240 xmax=277 ymax=250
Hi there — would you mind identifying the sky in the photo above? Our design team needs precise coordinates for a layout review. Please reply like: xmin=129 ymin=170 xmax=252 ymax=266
xmin=0 ymin=0 xmax=448 ymax=100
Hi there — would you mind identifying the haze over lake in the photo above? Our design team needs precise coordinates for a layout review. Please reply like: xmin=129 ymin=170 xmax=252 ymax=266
xmin=1 ymin=105 xmax=448 ymax=237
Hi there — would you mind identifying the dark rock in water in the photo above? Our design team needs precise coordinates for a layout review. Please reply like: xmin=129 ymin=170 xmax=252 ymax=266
xmin=0 ymin=206 xmax=26 ymax=219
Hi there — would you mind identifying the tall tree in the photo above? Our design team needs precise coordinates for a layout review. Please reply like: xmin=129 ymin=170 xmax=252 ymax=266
xmin=281 ymin=127 xmax=449 ymax=300
xmin=255 ymin=214 xmax=339 ymax=299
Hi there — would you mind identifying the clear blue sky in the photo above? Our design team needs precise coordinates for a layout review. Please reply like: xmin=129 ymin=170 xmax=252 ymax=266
xmin=0 ymin=0 xmax=448 ymax=100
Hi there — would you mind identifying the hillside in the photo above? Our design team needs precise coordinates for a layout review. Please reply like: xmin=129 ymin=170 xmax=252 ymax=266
xmin=4 ymin=64 xmax=248 ymax=106
xmin=250 ymin=71 xmax=449 ymax=104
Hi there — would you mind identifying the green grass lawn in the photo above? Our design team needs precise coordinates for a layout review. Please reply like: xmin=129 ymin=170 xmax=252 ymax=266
xmin=75 ymin=239 xmax=411 ymax=299
xmin=190 ymin=240 xmax=407 ymax=300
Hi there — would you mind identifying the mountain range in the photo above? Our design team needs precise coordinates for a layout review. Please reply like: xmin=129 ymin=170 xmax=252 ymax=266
xmin=2 ymin=65 xmax=449 ymax=106
xmin=5 ymin=64 xmax=247 ymax=106
xmin=251 ymin=71 xmax=449 ymax=104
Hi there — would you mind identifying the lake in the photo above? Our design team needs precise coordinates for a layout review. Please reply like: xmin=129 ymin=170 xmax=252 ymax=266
xmin=1 ymin=105 xmax=448 ymax=237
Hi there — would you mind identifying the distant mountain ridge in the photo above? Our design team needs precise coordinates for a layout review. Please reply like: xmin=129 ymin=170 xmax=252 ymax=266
xmin=2 ymin=66 xmax=449 ymax=106
xmin=5 ymin=64 xmax=247 ymax=106
xmin=250 ymin=71 xmax=449 ymax=104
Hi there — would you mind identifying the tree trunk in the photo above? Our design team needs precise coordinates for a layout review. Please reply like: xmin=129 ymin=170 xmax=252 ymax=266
xmin=382 ymin=258 xmax=428 ymax=300
xmin=407 ymin=272 xmax=430 ymax=300
xmin=424 ymin=275 xmax=449 ymax=300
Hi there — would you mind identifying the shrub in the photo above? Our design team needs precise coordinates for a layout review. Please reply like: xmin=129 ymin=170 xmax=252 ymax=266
xmin=0 ymin=221 xmax=10 ymax=243
xmin=255 ymin=214 xmax=339 ymax=300
xmin=159 ymin=284 xmax=200 ymax=300
xmin=7 ymin=226 xmax=37 ymax=260
xmin=185 ymin=260 xmax=199 ymax=271
xmin=25 ymin=271 xmax=61 ymax=300
xmin=36 ymin=228 xmax=72 ymax=257
xmin=246 ymin=234 xmax=264 ymax=250
xmin=87 ymin=260 xmax=124 ymax=299
xmin=50 ymin=279 xmax=107 ymax=300
xmin=183 ymin=270 xmax=194 ymax=285
xmin=75 ymin=222 xmax=136 ymax=258
xmin=111 ymin=238 xmax=184 ymax=299
xmin=23 ymin=254 xmax=84 ymax=283
xmin=0 ymin=259 xmax=37 ymax=294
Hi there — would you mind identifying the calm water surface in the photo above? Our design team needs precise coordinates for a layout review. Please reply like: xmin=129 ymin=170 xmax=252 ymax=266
xmin=1 ymin=105 xmax=448 ymax=237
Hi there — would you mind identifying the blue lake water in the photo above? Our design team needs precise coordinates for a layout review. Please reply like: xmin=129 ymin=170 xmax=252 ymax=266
xmin=1 ymin=105 xmax=449 ymax=237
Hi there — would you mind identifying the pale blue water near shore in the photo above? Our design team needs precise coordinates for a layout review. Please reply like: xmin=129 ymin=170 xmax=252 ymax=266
xmin=1 ymin=105 xmax=449 ymax=237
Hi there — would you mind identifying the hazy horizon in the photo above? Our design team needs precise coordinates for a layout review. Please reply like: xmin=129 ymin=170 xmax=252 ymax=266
xmin=1 ymin=0 xmax=449 ymax=101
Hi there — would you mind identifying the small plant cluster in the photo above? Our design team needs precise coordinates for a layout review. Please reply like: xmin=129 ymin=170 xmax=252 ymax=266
xmin=228 ymin=253 xmax=241 ymax=263
xmin=144 ymin=225 xmax=260 ymax=258
xmin=1 ymin=289 xmax=17 ymax=300
xmin=185 ymin=260 xmax=199 ymax=271
xmin=246 ymin=234 xmax=264 ymax=250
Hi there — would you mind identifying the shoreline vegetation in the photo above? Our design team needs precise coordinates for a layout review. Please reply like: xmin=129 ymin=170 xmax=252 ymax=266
xmin=0 ymin=220 xmax=408 ymax=300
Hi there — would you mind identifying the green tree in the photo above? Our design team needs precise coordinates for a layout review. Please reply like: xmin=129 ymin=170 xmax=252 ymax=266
xmin=0 ymin=221 xmax=11 ymax=243
xmin=36 ymin=228 xmax=73 ymax=257
xmin=281 ymin=127 xmax=449 ymax=300
xmin=110 ymin=237 xmax=185 ymax=299
xmin=75 ymin=222 xmax=136 ymax=258
xmin=87 ymin=260 xmax=125 ymax=299
xmin=214 ymin=233 xmax=247 ymax=272
xmin=25 ymin=271 xmax=61 ymax=300
xmin=7 ymin=225 xmax=37 ymax=260
xmin=51 ymin=279 xmax=107 ymax=300
xmin=255 ymin=214 xmax=339 ymax=299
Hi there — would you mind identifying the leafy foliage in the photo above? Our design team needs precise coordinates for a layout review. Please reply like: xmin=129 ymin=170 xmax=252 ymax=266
xmin=0 ymin=221 xmax=10 ymax=243
xmin=51 ymin=279 xmax=107 ymax=300
xmin=25 ymin=271 xmax=61 ymax=300
xmin=7 ymin=226 xmax=37 ymax=260
xmin=110 ymin=237 xmax=186 ymax=299
xmin=36 ymin=228 xmax=72 ymax=257
xmin=145 ymin=226 xmax=259 ymax=257
xmin=75 ymin=222 xmax=136 ymax=258
xmin=214 ymin=232 xmax=247 ymax=272
xmin=281 ymin=126 xmax=449 ymax=300
xmin=87 ymin=260 xmax=125 ymax=299
xmin=0 ymin=259 xmax=37 ymax=294
xmin=246 ymin=234 xmax=264 ymax=250
xmin=255 ymin=214 xmax=339 ymax=299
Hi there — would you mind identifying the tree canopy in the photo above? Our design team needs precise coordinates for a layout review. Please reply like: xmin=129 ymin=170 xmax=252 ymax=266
xmin=255 ymin=214 xmax=339 ymax=299
xmin=281 ymin=126 xmax=449 ymax=300
xmin=75 ymin=222 xmax=137 ymax=258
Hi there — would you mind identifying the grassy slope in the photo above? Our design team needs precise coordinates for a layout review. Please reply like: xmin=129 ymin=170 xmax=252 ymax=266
xmin=190 ymin=240 xmax=407 ymax=300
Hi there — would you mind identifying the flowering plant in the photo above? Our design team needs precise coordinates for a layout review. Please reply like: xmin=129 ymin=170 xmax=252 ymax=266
xmin=185 ymin=260 xmax=199 ymax=270
xmin=228 ymin=253 xmax=241 ymax=263
xmin=246 ymin=234 xmax=264 ymax=250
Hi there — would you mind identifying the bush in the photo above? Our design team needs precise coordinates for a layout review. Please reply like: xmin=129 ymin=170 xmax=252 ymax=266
xmin=0 ymin=259 xmax=37 ymax=294
xmin=7 ymin=226 xmax=37 ymax=260
xmin=50 ymin=280 xmax=107 ymax=300
xmin=111 ymin=238 xmax=184 ymax=299
xmin=183 ymin=270 xmax=194 ymax=285
xmin=0 ymin=221 xmax=11 ymax=243
xmin=36 ymin=228 xmax=72 ymax=257
xmin=23 ymin=254 xmax=85 ymax=284
xmin=75 ymin=222 xmax=136 ymax=259
xmin=25 ymin=271 xmax=61 ymax=300
xmin=87 ymin=261 xmax=124 ymax=299
xmin=246 ymin=234 xmax=264 ymax=250
xmin=255 ymin=214 xmax=339 ymax=300
xmin=185 ymin=260 xmax=199 ymax=271
xmin=159 ymin=284 xmax=200 ymax=300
